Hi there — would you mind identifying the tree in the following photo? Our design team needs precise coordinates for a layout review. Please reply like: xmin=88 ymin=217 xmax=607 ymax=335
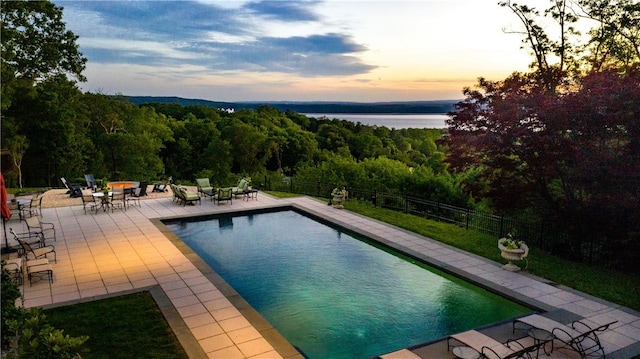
xmin=447 ymin=0 xmax=640 ymax=268
xmin=83 ymin=94 xmax=172 ymax=180
xmin=500 ymin=0 xmax=640 ymax=80
xmin=577 ymin=0 xmax=640 ymax=71
xmin=499 ymin=0 xmax=580 ymax=90
xmin=4 ymin=75 xmax=88 ymax=187
xmin=1 ymin=0 xmax=88 ymax=187
xmin=6 ymin=135 xmax=28 ymax=188
xmin=446 ymin=69 xmax=640 ymax=261
xmin=0 ymin=0 xmax=86 ymax=83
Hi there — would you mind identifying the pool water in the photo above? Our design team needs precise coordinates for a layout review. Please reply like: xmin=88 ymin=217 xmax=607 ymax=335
xmin=166 ymin=210 xmax=531 ymax=359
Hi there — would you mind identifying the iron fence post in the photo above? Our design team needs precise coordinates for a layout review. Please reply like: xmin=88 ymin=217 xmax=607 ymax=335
xmin=466 ymin=207 xmax=470 ymax=230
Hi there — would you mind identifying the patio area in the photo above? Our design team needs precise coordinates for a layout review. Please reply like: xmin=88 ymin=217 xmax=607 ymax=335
xmin=2 ymin=189 xmax=639 ymax=359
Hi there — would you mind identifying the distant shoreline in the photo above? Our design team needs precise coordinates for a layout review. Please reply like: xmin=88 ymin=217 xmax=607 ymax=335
xmin=125 ymin=96 xmax=458 ymax=115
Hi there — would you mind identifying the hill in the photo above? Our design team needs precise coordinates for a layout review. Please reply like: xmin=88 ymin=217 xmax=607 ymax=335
xmin=124 ymin=96 xmax=458 ymax=114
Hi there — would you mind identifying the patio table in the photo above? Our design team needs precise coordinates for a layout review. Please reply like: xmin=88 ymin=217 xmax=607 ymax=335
xmin=92 ymin=192 xmax=113 ymax=212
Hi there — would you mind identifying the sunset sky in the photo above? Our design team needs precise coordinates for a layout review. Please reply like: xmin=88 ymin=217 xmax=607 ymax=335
xmin=54 ymin=0 xmax=537 ymax=102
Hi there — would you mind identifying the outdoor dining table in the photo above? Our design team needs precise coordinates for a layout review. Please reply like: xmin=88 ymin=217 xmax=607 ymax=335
xmin=92 ymin=192 xmax=112 ymax=212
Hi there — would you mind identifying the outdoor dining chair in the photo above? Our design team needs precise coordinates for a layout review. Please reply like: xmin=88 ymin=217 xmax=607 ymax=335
xmin=111 ymin=190 xmax=126 ymax=211
xmin=81 ymin=192 xmax=97 ymax=214
xmin=28 ymin=193 xmax=44 ymax=217
xmin=25 ymin=216 xmax=56 ymax=243
xmin=126 ymin=188 xmax=142 ymax=207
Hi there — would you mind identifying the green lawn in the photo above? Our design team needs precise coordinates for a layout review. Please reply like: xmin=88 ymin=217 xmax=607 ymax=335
xmin=44 ymin=292 xmax=188 ymax=359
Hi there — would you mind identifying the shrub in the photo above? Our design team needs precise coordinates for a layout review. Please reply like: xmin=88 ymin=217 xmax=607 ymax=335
xmin=1 ymin=260 xmax=89 ymax=358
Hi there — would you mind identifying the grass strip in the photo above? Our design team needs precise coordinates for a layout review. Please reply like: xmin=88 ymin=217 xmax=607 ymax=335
xmin=44 ymin=291 xmax=188 ymax=359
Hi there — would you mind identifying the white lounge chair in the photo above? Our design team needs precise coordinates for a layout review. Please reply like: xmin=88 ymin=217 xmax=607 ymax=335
xmin=513 ymin=314 xmax=616 ymax=358
xmin=448 ymin=329 xmax=544 ymax=359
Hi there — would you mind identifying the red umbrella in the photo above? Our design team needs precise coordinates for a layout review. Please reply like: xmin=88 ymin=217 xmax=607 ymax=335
xmin=1 ymin=173 xmax=12 ymax=250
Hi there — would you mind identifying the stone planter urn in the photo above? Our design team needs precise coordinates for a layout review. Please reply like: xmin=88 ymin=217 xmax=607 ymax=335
xmin=498 ymin=238 xmax=529 ymax=272
xmin=332 ymin=194 xmax=345 ymax=208
xmin=330 ymin=187 xmax=347 ymax=209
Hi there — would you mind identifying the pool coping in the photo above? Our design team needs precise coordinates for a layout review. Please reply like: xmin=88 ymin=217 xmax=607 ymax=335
xmin=152 ymin=207 xmax=304 ymax=359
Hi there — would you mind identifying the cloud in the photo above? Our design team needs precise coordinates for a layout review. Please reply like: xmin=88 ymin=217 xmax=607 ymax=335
xmin=56 ymin=0 xmax=375 ymax=78
xmin=244 ymin=0 xmax=321 ymax=21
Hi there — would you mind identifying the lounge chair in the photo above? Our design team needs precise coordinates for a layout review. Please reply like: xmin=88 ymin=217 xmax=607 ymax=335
xmin=215 ymin=187 xmax=233 ymax=205
xmin=180 ymin=187 xmax=201 ymax=206
xmin=169 ymin=183 xmax=180 ymax=202
xmin=25 ymin=216 xmax=56 ymax=243
xmin=448 ymin=329 xmax=544 ymax=359
xmin=8 ymin=227 xmax=42 ymax=255
xmin=196 ymin=178 xmax=215 ymax=199
xmin=137 ymin=181 xmax=148 ymax=196
xmin=170 ymin=184 xmax=201 ymax=206
xmin=12 ymin=229 xmax=56 ymax=263
xmin=61 ymin=177 xmax=82 ymax=198
xmin=152 ymin=176 xmax=171 ymax=193
xmin=513 ymin=314 xmax=616 ymax=359
xmin=232 ymin=177 xmax=251 ymax=197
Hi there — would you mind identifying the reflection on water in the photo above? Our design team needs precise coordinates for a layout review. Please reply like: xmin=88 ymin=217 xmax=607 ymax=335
xmin=167 ymin=211 xmax=531 ymax=359
xmin=218 ymin=217 xmax=233 ymax=229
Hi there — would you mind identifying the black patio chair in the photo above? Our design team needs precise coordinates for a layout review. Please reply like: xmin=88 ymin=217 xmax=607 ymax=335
xmin=137 ymin=181 xmax=148 ymax=196
xmin=84 ymin=174 xmax=98 ymax=192
xmin=61 ymin=177 xmax=82 ymax=198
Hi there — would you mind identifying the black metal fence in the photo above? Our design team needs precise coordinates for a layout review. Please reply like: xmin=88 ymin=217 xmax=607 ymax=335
xmin=262 ymin=176 xmax=637 ymax=271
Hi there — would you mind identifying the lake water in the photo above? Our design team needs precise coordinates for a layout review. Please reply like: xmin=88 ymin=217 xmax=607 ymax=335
xmin=304 ymin=113 xmax=449 ymax=129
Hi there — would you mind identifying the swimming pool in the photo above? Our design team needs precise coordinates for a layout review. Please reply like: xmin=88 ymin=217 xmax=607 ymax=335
xmin=166 ymin=209 xmax=532 ymax=359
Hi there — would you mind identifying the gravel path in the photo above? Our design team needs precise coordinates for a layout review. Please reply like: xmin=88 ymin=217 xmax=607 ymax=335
xmin=34 ymin=186 xmax=174 ymax=209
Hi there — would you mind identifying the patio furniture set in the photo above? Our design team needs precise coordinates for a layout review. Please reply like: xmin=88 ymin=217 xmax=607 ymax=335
xmin=447 ymin=313 xmax=617 ymax=359
xmin=169 ymin=177 xmax=257 ymax=206
xmin=7 ymin=214 xmax=57 ymax=286
xmin=78 ymin=176 xmax=148 ymax=214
